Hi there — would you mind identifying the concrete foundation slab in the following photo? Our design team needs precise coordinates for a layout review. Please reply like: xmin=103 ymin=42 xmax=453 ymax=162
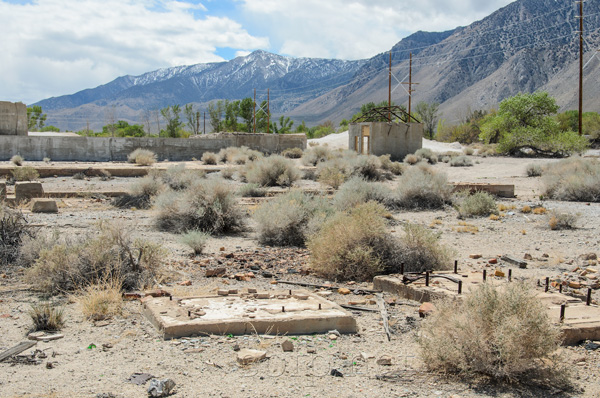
xmin=142 ymin=289 xmax=357 ymax=339
xmin=452 ymin=182 xmax=515 ymax=198
xmin=374 ymin=272 xmax=600 ymax=345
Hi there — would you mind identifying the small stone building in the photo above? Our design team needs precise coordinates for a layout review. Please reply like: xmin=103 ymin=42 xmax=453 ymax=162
xmin=0 ymin=101 xmax=27 ymax=136
xmin=348 ymin=106 xmax=423 ymax=161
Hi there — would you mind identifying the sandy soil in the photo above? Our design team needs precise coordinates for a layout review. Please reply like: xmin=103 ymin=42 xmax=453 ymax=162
xmin=1 ymin=137 xmax=600 ymax=398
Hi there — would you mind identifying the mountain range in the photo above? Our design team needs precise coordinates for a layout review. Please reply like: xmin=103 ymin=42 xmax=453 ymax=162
xmin=35 ymin=0 xmax=600 ymax=132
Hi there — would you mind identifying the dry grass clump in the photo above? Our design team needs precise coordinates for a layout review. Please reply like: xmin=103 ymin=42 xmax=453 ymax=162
xmin=127 ymin=148 xmax=157 ymax=166
xmin=463 ymin=147 xmax=475 ymax=155
xmin=454 ymin=221 xmax=479 ymax=234
xmin=332 ymin=177 xmax=392 ymax=211
xmin=521 ymin=205 xmax=532 ymax=213
xmin=456 ymin=191 xmax=499 ymax=218
xmin=403 ymin=153 xmax=419 ymax=165
xmin=246 ymin=155 xmax=300 ymax=187
xmin=532 ymin=206 xmax=547 ymax=214
xmin=415 ymin=148 xmax=438 ymax=164
xmin=11 ymin=155 xmax=24 ymax=166
xmin=201 ymin=152 xmax=218 ymax=165
xmin=542 ymin=158 xmax=600 ymax=202
xmin=0 ymin=205 xmax=33 ymax=266
xmin=253 ymin=190 xmax=332 ymax=247
xmin=11 ymin=166 xmax=39 ymax=181
xmin=526 ymin=163 xmax=544 ymax=177
xmin=548 ymin=210 xmax=578 ymax=230
xmin=316 ymin=154 xmax=386 ymax=188
xmin=418 ymin=282 xmax=563 ymax=383
xmin=282 ymin=147 xmax=303 ymax=159
xmin=394 ymin=166 xmax=452 ymax=209
xmin=26 ymin=223 xmax=165 ymax=293
xmin=308 ymin=202 xmax=401 ymax=281
xmin=159 ymin=164 xmax=204 ymax=190
xmin=399 ymin=223 xmax=453 ymax=273
xmin=316 ymin=160 xmax=347 ymax=189
xmin=75 ymin=280 xmax=123 ymax=321
xmin=379 ymin=154 xmax=405 ymax=176
xmin=450 ymin=155 xmax=473 ymax=167
xmin=179 ymin=230 xmax=210 ymax=255
xmin=29 ymin=302 xmax=65 ymax=331
xmin=302 ymin=146 xmax=334 ymax=166
xmin=218 ymin=146 xmax=262 ymax=164
xmin=155 ymin=179 xmax=243 ymax=234
xmin=237 ymin=183 xmax=267 ymax=197
xmin=113 ymin=175 xmax=165 ymax=209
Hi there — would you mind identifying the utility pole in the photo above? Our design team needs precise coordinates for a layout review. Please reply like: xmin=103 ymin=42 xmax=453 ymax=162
xmin=402 ymin=53 xmax=418 ymax=121
xmin=196 ymin=111 xmax=200 ymax=135
xmin=203 ymin=112 xmax=206 ymax=134
xmin=267 ymin=88 xmax=270 ymax=134
xmin=578 ymin=0 xmax=584 ymax=135
xmin=253 ymin=88 xmax=256 ymax=134
xmin=388 ymin=51 xmax=392 ymax=122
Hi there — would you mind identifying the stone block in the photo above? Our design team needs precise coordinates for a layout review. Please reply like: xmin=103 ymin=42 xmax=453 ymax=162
xmin=15 ymin=181 xmax=43 ymax=202
xmin=30 ymin=198 xmax=58 ymax=213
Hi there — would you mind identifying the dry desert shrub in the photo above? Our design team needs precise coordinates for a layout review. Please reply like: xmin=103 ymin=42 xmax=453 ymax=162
xmin=155 ymin=179 xmax=243 ymax=234
xmin=253 ymin=190 xmax=332 ymax=247
xmin=450 ymin=155 xmax=473 ymax=167
xmin=526 ymin=163 xmax=544 ymax=177
xmin=379 ymin=154 xmax=405 ymax=176
xmin=113 ymin=175 xmax=165 ymax=209
xmin=159 ymin=164 xmax=205 ymax=191
xmin=542 ymin=157 xmax=600 ymax=202
xmin=349 ymin=155 xmax=383 ymax=181
xmin=308 ymin=202 xmax=401 ymax=281
xmin=10 ymin=155 xmax=24 ymax=166
xmin=179 ymin=230 xmax=210 ymax=255
xmin=316 ymin=160 xmax=347 ymax=189
xmin=127 ymin=148 xmax=157 ymax=166
xmin=418 ymin=282 xmax=563 ymax=382
xmin=237 ymin=183 xmax=267 ymax=197
xmin=75 ymin=280 xmax=123 ymax=321
xmin=302 ymin=145 xmax=334 ymax=166
xmin=463 ymin=146 xmax=475 ymax=155
xmin=246 ymin=155 xmax=300 ymax=187
xmin=548 ymin=209 xmax=578 ymax=230
xmin=0 ymin=205 xmax=33 ymax=267
xmin=398 ymin=223 xmax=453 ymax=273
xmin=414 ymin=148 xmax=438 ymax=164
xmin=29 ymin=302 xmax=65 ymax=331
xmin=282 ymin=147 xmax=303 ymax=159
xmin=11 ymin=166 xmax=39 ymax=181
xmin=26 ymin=222 xmax=165 ymax=293
xmin=403 ymin=153 xmax=419 ymax=165
xmin=332 ymin=177 xmax=392 ymax=211
xmin=394 ymin=166 xmax=452 ymax=209
xmin=456 ymin=191 xmax=498 ymax=218
xmin=201 ymin=151 xmax=218 ymax=165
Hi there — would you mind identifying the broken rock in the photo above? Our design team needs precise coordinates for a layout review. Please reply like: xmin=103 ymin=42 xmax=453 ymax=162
xmin=418 ymin=302 xmax=436 ymax=318
xmin=281 ymin=340 xmax=294 ymax=352
xmin=237 ymin=349 xmax=266 ymax=365
xmin=337 ymin=288 xmax=351 ymax=295
xmin=147 ymin=378 xmax=176 ymax=398
xmin=376 ymin=355 xmax=393 ymax=366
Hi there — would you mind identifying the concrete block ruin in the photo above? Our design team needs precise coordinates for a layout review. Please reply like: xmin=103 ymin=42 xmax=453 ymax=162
xmin=142 ymin=289 xmax=357 ymax=339
xmin=0 ymin=133 xmax=306 ymax=162
xmin=0 ymin=101 xmax=27 ymax=136
xmin=15 ymin=182 xmax=44 ymax=203
xmin=348 ymin=122 xmax=422 ymax=161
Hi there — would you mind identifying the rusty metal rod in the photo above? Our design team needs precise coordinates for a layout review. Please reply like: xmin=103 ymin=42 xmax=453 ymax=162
xmin=508 ymin=269 xmax=512 ymax=282
xmin=400 ymin=263 xmax=404 ymax=275
xmin=425 ymin=271 xmax=430 ymax=287
xmin=454 ymin=260 xmax=458 ymax=274
xmin=587 ymin=288 xmax=592 ymax=306
xmin=483 ymin=270 xmax=487 ymax=282
xmin=282 ymin=306 xmax=285 ymax=313
xmin=545 ymin=277 xmax=550 ymax=293
xmin=458 ymin=280 xmax=462 ymax=295
xmin=559 ymin=284 xmax=563 ymax=293
xmin=560 ymin=304 xmax=566 ymax=322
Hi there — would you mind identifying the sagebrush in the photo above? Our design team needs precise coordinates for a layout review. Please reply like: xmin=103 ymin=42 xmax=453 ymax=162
xmin=456 ymin=191 xmax=498 ymax=218
xmin=394 ymin=166 xmax=452 ymax=209
xmin=127 ymin=148 xmax=157 ymax=166
xmin=542 ymin=158 xmax=600 ymax=202
xmin=246 ymin=155 xmax=300 ymax=187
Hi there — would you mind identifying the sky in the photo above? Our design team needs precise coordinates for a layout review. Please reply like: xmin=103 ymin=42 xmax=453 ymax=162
xmin=0 ymin=0 xmax=515 ymax=105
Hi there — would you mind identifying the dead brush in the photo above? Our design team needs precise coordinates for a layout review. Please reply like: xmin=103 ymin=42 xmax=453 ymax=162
xmin=418 ymin=282 xmax=566 ymax=384
xmin=127 ymin=148 xmax=157 ymax=166
xmin=75 ymin=279 xmax=123 ymax=321
xmin=394 ymin=166 xmax=452 ymax=209
xmin=0 ymin=205 xmax=34 ymax=266
xmin=542 ymin=157 xmax=600 ymax=202
xmin=548 ymin=210 xmax=578 ymax=230
xmin=246 ymin=155 xmax=300 ymax=187
xmin=29 ymin=302 xmax=65 ymax=331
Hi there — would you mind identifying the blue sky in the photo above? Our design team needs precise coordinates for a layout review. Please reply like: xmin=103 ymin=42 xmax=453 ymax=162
xmin=0 ymin=0 xmax=515 ymax=104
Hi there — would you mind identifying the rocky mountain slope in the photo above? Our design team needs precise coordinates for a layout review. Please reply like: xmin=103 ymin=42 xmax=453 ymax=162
xmin=35 ymin=0 xmax=600 ymax=131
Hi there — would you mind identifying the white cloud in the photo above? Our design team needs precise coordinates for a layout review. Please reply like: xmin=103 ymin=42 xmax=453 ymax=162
xmin=238 ymin=0 xmax=515 ymax=59
xmin=0 ymin=0 xmax=269 ymax=104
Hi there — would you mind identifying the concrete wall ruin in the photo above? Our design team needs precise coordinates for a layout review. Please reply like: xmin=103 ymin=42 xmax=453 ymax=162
xmin=0 ymin=101 xmax=27 ymax=136
xmin=0 ymin=133 xmax=306 ymax=162
xmin=348 ymin=122 xmax=422 ymax=161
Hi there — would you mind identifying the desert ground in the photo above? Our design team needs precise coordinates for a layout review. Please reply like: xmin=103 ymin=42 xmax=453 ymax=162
xmin=1 ymin=133 xmax=600 ymax=398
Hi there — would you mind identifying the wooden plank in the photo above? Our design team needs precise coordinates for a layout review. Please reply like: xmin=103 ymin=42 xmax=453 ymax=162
xmin=0 ymin=341 xmax=37 ymax=362
xmin=376 ymin=294 xmax=391 ymax=341
xmin=501 ymin=255 xmax=528 ymax=269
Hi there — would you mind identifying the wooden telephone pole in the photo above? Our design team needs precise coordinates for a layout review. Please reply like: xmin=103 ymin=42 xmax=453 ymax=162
xmin=388 ymin=51 xmax=392 ymax=122
xmin=253 ymin=88 xmax=256 ymax=134
xmin=401 ymin=53 xmax=418 ymax=119
xmin=578 ymin=0 xmax=584 ymax=135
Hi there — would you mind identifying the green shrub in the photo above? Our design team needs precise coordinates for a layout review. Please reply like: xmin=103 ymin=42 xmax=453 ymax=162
xmin=450 ymin=155 xmax=473 ymax=167
xmin=332 ymin=177 xmax=392 ymax=211
xmin=11 ymin=166 xmax=39 ymax=181
xmin=26 ymin=223 xmax=165 ymax=293
xmin=548 ymin=210 xmax=578 ymax=230
xmin=398 ymin=223 xmax=453 ymax=273
xmin=10 ymin=155 xmax=23 ymax=166
xmin=308 ymin=202 xmax=401 ymax=281
xmin=0 ymin=205 xmax=33 ymax=266
xmin=246 ymin=155 xmax=300 ymax=187
xmin=179 ymin=230 xmax=210 ymax=255
xmin=526 ymin=163 xmax=544 ymax=177
xmin=201 ymin=152 xmax=218 ymax=165
xmin=457 ymin=191 xmax=498 ymax=218
xmin=254 ymin=190 xmax=332 ymax=247
xmin=542 ymin=158 xmax=600 ymax=202
xmin=127 ymin=148 xmax=157 ymax=166
xmin=394 ymin=166 xmax=452 ymax=209
xmin=29 ymin=302 xmax=65 ymax=331
xmin=282 ymin=147 xmax=303 ymax=159
xmin=155 ymin=179 xmax=243 ymax=234
xmin=418 ymin=282 xmax=563 ymax=382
